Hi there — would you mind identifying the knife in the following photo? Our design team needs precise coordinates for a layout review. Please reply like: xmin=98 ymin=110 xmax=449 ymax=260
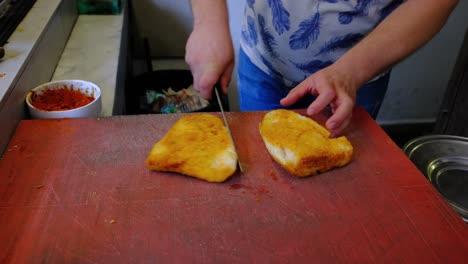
xmin=214 ymin=85 xmax=244 ymax=173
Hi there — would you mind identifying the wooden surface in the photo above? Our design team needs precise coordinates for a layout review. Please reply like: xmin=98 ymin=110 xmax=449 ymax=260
xmin=1 ymin=108 xmax=467 ymax=263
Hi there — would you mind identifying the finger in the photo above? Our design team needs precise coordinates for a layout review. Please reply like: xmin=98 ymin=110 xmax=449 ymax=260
xmin=329 ymin=116 xmax=352 ymax=138
xmin=305 ymin=89 xmax=335 ymax=115
xmin=280 ymin=81 xmax=312 ymax=107
xmin=199 ymin=67 xmax=222 ymax=100
xmin=189 ymin=66 xmax=201 ymax=89
xmin=220 ymin=63 xmax=234 ymax=94
xmin=326 ymin=97 xmax=354 ymax=136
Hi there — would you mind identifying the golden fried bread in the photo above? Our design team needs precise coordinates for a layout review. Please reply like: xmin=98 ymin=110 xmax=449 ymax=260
xmin=146 ymin=113 xmax=237 ymax=182
xmin=259 ymin=109 xmax=353 ymax=177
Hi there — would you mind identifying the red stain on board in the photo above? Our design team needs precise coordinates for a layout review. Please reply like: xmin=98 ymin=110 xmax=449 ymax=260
xmin=270 ymin=171 xmax=278 ymax=181
xmin=229 ymin=183 xmax=269 ymax=197
xmin=229 ymin=183 xmax=248 ymax=190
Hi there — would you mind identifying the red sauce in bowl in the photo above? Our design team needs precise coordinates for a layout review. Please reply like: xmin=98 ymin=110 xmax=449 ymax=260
xmin=31 ymin=87 xmax=95 ymax=111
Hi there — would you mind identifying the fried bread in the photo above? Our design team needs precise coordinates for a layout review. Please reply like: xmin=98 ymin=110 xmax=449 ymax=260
xmin=145 ymin=113 xmax=237 ymax=182
xmin=259 ymin=109 xmax=353 ymax=177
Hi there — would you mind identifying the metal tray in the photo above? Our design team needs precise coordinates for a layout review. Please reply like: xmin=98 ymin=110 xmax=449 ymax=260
xmin=403 ymin=135 xmax=468 ymax=222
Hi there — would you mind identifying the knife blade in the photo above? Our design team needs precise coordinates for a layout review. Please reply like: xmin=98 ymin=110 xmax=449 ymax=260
xmin=214 ymin=85 xmax=244 ymax=173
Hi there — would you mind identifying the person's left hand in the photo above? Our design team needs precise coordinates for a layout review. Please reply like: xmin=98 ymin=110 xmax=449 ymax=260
xmin=280 ymin=66 xmax=359 ymax=137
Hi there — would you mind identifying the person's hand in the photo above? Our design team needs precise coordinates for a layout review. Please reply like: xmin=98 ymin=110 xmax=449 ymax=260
xmin=185 ymin=23 xmax=234 ymax=100
xmin=280 ymin=66 xmax=359 ymax=137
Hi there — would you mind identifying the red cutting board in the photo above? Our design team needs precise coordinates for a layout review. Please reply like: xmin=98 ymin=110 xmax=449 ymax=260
xmin=0 ymin=108 xmax=467 ymax=263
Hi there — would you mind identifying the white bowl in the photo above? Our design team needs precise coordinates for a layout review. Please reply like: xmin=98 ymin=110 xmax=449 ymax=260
xmin=26 ymin=80 xmax=102 ymax=119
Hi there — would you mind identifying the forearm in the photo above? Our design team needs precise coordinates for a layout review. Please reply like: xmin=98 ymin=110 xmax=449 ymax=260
xmin=190 ymin=0 xmax=230 ymax=29
xmin=333 ymin=0 xmax=458 ymax=89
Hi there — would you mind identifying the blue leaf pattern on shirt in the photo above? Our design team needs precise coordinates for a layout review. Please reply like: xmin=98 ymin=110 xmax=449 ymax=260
xmin=338 ymin=11 xmax=357 ymax=24
xmin=315 ymin=33 xmax=364 ymax=55
xmin=356 ymin=0 xmax=373 ymax=15
xmin=289 ymin=12 xmax=321 ymax=50
xmin=379 ymin=0 xmax=403 ymax=21
xmin=268 ymin=0 xmax=290 ymax=35
xmin=241 ymin=15 xmax=258 ymax=47
xmin=338 ymin=0 xmax=373 ymax=24
xmin=240 ymin=0 xmax=396 ymax=86
xmin=247 ymin=0 xmax=255 ymax=9
xmin=241 ymin=30 xmax=251 ymax=47
xmin=260 ymin=55 xmax=284 ymax=85
xmin=291 ymin=59 xmax=333 ymax=74
xmin=258 ymin=14 xmax=279 ymax=57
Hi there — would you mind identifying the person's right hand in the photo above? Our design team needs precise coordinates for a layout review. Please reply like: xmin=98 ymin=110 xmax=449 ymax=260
xmin=185 ymin=23 xmax=234 ymax=100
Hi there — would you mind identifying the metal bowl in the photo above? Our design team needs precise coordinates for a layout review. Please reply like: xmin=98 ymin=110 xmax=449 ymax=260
xmin=403 ymin=135 xmax=468 ymax=221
